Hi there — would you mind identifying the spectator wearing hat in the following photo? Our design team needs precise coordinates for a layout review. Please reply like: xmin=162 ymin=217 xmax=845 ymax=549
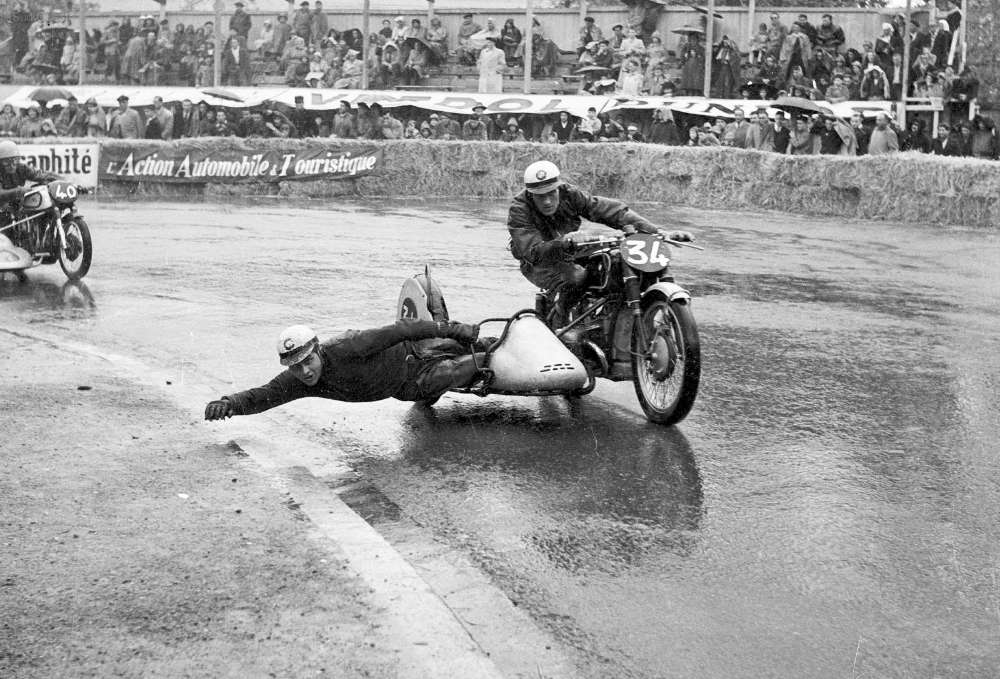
xmin=230 ymin=1 xmax=252 ymax=41
xmin=500 ymin=117 xmax=526 ymax=142
xmin=930 ymin=123 xmax=961 ymax=156
xmin=108 ymin=95 xmax=144 ymax=139
xmin=223 ymin=34 xmax=252 ymax=86
xmin=289 ymin=95 xmax=315 ymax=137
xmin=54 ymin=96 xmax=87 ymax=137
xmin=329 ymin=101 xmax=355 ymax=139
xmin=787 ymin=116 xmax=817 ymax=154
xmin=477 ymin=38 xmax=505 ymax=93
xmin=400 ymin=42 xmax=427 ymax=87
xmin=765 ymin=13 xmax=787 ymax=60
xmin=848 ymin=112 xmax=869 ymax=155
xmin=624 ymin=123 xmax=644 ymax=143
xmin=102 ymin=21 xmax=122 ymax=83
xmin=293 ymin=2 xmax=312 ymax=44
xmin=121 ymin=31 xmax=146 ymax=85
xmin=578 ymin=16 xmax=602 ymax=57
xmin=271 ymin=15 xmax=292 ymax=55
xmin=376 ymin=106 xmax=404 ymax=140
xmin=457 ymin=13 xmax=483 ymax=66
xmin=254 ymin=19 xmax=274 ymax=52
xmin=463 ymin=104 xmax=489 ymax=141
xmin=648 ymin=107 xmax=680 ymax=145
xmin=609 ymin=24 xmax=625 ymax=52
xmin=818 ymin=115 xmax=844 ymax=154
xmin=174 ymin=99 xmax=199 ymax=139
xmin=310 ymin=2 xmax=328 ymax=48
xmin=1 ymin=103 xmax=24 ymax=137
xmin=334 ymin=49 xmax=362 ymax=88
xmin=815 ymin=14 xmax=845 ymax=55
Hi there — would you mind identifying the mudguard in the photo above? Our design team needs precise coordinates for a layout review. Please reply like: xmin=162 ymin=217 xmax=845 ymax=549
xmin=487 ymin=312 xmax=589 ymax=393
xmin=642 ymin=281 xmax=691 ymax=304
xmin=398 ymin=265 xmax=449 ymax=322
xmin=0 ymin=233 xmax=34 ymax=272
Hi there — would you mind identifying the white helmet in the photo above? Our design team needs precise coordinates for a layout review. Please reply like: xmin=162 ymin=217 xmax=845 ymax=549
xmin=0 ymin=140 xmax=20 ymax=161
xmin=523 ymin=160 xmax=564 ymax=195
xmin=276 ymin=325 xmax=318 ymax=366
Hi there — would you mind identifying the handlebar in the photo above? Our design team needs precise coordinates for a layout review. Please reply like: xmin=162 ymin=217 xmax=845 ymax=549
xmin=569 ymin=231 xmax=705 ymax=251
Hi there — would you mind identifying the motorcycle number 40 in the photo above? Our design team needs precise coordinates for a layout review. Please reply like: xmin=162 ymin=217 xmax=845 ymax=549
xmin=51 ymin=181 xmax=78 ymax=201
xmin=623 ymin=234 xmax=670 ymax=272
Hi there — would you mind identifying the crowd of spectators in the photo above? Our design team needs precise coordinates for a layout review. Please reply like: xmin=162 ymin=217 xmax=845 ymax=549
xmin=0 ymin=91 xmax=995 ymax=160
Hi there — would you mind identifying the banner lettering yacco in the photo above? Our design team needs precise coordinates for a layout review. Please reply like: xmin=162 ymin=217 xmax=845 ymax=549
xmin=2 ymin=86 xmax=894 ymax=121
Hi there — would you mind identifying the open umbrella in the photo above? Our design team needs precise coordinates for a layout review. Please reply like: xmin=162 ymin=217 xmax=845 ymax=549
xmin=404 ymin=35 xmax=442 ymax=66
xmin=772 ymin=95 xmax=828 ymax=115
xmin=200 ymin=87 xmax=245 ymax=102
xmin=28 ymin=85 xmax=73 ymax=103
xmin=671 ymin=26 xmax=704 ymax=36
xmin=575 ymin=65 xmax=612 ymax=74
xmin=690 ymin=5 xmax=724 ymax=20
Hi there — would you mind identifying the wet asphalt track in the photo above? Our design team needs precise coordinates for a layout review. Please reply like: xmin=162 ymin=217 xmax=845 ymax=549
xmin=2 ymin=198 xmax=998 ymax=679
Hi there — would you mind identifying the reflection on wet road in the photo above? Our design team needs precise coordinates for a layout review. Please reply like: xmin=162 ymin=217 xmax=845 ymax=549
xmin=2 ymin=199 xmax=998 ymax=678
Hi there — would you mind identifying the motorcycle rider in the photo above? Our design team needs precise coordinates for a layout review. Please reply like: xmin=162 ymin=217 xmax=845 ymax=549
xmin=204 ymin=319 xmax=490 ymax=420
xmin=507 ymin=160 xmax=692 ymax=325
xmin=0 ymin=140 xmax=62 ymax=241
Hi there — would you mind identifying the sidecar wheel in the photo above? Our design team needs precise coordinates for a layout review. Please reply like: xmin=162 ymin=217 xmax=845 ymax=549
xmin=416 ymin=396 xmax=441 ymax=407
xmin=59 ymin=217 xmax=92 ymax=281
xmin=631 ymin=292 xmax=701 ymax=425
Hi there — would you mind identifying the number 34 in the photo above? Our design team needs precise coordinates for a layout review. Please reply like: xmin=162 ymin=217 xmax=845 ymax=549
xmin=625 ymin=238 xmax=669 ymax=267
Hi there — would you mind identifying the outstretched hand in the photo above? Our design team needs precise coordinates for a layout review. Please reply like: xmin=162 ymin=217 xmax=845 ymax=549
xmin=662 ymin=230 xmax=694 ymax=242
xmin=204 ymin=399 xmax=233 ymax=421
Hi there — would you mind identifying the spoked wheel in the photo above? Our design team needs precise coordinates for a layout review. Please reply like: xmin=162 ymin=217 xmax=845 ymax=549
xmin=58 ymin=217 xmax=92 ymax=281
xmin=631 ymin=292 xmax=701 ymax=425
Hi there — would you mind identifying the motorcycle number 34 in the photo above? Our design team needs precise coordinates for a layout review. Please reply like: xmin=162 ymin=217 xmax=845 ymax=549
xmin=622 ymin=234 xmax=670 ymax=272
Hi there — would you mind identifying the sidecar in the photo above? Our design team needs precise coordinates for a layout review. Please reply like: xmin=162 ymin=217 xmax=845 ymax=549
xmin=0 ymin=233 xmax=39 ymax=279
xmin=398 ymin=267 xmax=593 ymax=397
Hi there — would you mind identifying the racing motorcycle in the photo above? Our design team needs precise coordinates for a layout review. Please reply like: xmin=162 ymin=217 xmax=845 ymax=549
xmin=398 ymin=230 xmax=702 ymax=425
xmin=0 ymin=180 xmax=92 ymax=281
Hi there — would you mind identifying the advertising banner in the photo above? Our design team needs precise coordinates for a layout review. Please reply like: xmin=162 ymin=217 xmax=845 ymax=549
xmin=20 ymin=143 xmax=100 ymax=189
xmin=99 ymin=145 xmax=383 ymax=183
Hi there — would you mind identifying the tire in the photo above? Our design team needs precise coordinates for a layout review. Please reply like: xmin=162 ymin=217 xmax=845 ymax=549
xmin=58 ymin=216 xmax=92 ymax=281
xmin=631 ymin=292 xmax=701 ymax=425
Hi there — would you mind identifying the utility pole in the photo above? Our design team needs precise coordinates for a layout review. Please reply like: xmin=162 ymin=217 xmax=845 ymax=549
xmin=213 ymin=0 xmax=223 ymax=86
xmin=524 ymin=0 xmax=534 ymax=94
xmin=361 ymin=0 xmax=370 ymax=89
xmin=77 ymin=0 xmax=86 ymax=85
xmin=703 ymin=0 xmax=714 ymax=97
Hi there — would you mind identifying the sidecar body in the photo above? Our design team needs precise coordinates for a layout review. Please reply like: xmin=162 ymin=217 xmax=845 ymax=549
xmin=0 ymin=233 xmax=37 ymax=275
xmin=398 ymin=268 xmax=591 ymax=397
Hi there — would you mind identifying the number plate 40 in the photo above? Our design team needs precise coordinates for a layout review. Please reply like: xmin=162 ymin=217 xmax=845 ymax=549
xmin=622 ymin=233 xmax=670 ymax=272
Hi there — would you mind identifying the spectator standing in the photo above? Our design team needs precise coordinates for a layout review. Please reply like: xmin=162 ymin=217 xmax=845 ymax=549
xmin=721 ymin=109 xmax=750 ymax=148
xmin=108 ymin=95 xmax=145 ymax=139
xmin=103 ymin=21 xmax=121 ymax=83
xmin=378 ymin=107 xmax=404 ymax=139
xmin=648 ymin=107 xmax=680 ymax=145
xmin=746 ymin=110 xmax=773 ymax=150
xmin=54 ymin=96 xmax=87 ymax=137
xmin=146 ymin=96 xmax=174 ymax=141
xmin=222 ymin=34 xmax=252 ymax=86
xmin=254 ymin=20 xmax=274 ymax=51
xmin=310 ymin=2 xmax=328 ymax=48
xmin=500 ymin=117 xmax=526 ymax=142
xmin=796 ymin=14 xmax=818 ymax=45
xmin=17 ymin=105 xmax=56 ymax=138
xmin=818 ymin=115 xmax=843 ymax=154
xmin=815 ymin=14 xmax=844 ymax=55
xmin=765 ymin=13 xmax=787 ymax=60
xmin=272 ymin=15 xmax=292 ymax=55
xmin=331 ymin=101 xmax=356 ymax=138
xmin=578 ymin=16 xmax=602 ymax=57
xmin=457 ymin=14 xmax=483 ymax=66
xmin=930 ymin=20 xmax=951 ymax=70
xmin=788 ymin=116 xmax=817 ymax=154
xmin=462 ymin=104 xmax=490 ymax=140
xmin=290 ymin=96 xmax=316 ymax=137
xmin=551 ymin=111 xmax=576 ymax=143
xmin=748 ymin=23 xmax=768 ymax=65
xmin=84 ymin=98 xmax=107 ymax=137
xmin=779 ymin=22 xmax=811 ymax=82
xmin=477 ymin=38 xmax=505 ymax=94
xmin=10 ymin=1 xmax=33 ymax=65
xmin=435 ymin=113 xmax=462 ymax=140
xmin=969 ymin=116 xmax=997 ymax=159
xmin=678 ymin=33 xmax=704 ymax=95
xmin=770 ymin=111 xmax=791 ymax=153
xmin=292 ymin=2 xmax=312 ymax=45
xmin=899 ymin=119 xmax=932 ymax=153
xmin=931 ymin=123 xmax=962 ymax=156
xmin=230 ymin=2 xmax=251 ymax=41
xmin=849 ymin=113 xmax=869 ymax=155
xmin=174 ymin=99 xmax=200 ymax=138
xmin=121 ymin=33 xmax=146 ymax=85
xmin=867 ymin=113 xmax=898 ymax=155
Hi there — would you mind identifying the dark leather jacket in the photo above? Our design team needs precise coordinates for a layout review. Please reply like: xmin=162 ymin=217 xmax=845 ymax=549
xmin=0 ymin=162 xmax=59 ymax=204
xmin=507 ymin=183 xmax=656 ymax=266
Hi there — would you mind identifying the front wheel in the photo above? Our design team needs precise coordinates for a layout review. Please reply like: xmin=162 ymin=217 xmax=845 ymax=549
xmin=59 ymin=216 xmax=92 ymax=281
xmin=631 ymin=293 xmax=701 ymax=425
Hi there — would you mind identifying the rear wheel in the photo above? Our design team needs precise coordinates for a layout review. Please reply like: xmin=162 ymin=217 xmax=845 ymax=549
xmin=59 ymin=216 xmax=92 ymax=281
xmin=631 ymin=293 xmax=701 ymax=425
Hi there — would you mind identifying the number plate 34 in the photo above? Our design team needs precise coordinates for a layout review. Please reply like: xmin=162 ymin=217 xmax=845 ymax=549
xmin=621 ymin=233 xmax=670 ymax=272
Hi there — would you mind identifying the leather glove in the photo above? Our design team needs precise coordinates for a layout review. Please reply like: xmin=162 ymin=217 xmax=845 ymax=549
xmin=441 ymin=321 xmax=479 ymax=343
xmin=204 ymin=399 xmax=233 ymax=421
xmin=663 ymin=230 xmax=693 ymax=242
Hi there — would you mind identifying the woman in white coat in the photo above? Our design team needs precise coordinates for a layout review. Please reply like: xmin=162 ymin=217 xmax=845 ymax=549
xmin=478 ymin=38 xmax=505 ymax=94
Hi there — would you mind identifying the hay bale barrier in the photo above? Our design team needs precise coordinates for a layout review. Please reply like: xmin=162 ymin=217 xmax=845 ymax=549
xmin=91 ymin=139 xmax=1000 ymax=228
